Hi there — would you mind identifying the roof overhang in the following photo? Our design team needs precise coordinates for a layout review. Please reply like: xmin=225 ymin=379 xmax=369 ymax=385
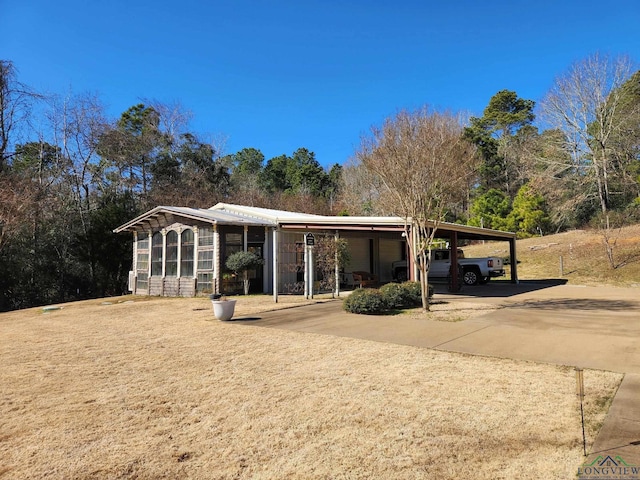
xmin=114 ymin=203 xmax=516 ymax=243
xmin=113 ymin=206 xmax=273 ymax=234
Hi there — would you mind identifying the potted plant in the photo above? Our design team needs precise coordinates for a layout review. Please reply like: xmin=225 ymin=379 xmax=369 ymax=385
xmin=209 ymin=293 xmax=236 ymax=321
xmin=225 ymin=251 xmax=264 ymax=296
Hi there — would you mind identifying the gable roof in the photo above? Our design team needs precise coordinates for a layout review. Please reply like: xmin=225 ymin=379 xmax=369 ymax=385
xmin=112 ymin=205 xmax=273 ymax=233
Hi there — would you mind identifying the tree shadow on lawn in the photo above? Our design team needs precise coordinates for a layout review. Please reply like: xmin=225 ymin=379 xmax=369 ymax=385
xmin=505 ymin=298 xmax=640 ymax=311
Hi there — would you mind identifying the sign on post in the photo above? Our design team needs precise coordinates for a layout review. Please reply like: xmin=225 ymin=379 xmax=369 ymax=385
xmin=305 ymin=233 xmax=315 ymax=246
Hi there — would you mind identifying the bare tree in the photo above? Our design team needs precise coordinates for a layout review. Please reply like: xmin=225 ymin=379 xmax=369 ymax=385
xmin=338 ymin=158 xmax=387 ymax=215
xmin=541 ymin=53 xmax=636 ymax=216
xmin=0 ymin=60 xmax=41 ymax=171
xmin=356 ymin=108 xmax=478 ymax=311
xmin=541 ymin=53 xmax=639 ymax=266
xmin=46 ymin=92 xmax=108 ymax=285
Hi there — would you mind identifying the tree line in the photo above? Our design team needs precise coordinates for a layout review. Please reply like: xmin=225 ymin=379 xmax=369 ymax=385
xmin=1 ymin=52 xmax=639 ymax=311
xmin=0 ymin=60 xmax=343 ymax=310
xmin=348 ymin=54 xmax=640 ymax=237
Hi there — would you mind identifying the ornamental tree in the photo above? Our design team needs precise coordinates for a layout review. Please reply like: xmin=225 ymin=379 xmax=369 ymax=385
xmin=356 ymin=107 xmax=478 ymax=311
xmin=225 ymin=251 xmax=264 ymax=295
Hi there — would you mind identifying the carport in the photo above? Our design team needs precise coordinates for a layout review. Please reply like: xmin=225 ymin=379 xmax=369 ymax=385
xmin=271 ymin=214 xmax=518 ymax=299
xmin=419 ymin=222 xmax=518 ymax=292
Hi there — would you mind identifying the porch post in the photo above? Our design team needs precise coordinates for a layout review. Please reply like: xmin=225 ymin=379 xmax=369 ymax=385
xmin=304 ymin=241 xmax=310 ymax=299
xmin=147 ymin=229 xmax=152 ymax=295
xmin=161 ymin=229 xmax=167 ymax=296
xmin=272 ymin=228 xmax=278 ymax=303
xmin=193 ymin=226 xmax=199 ymax=280
xmin=213 ymin=225 xmax=220 ymax=294
xmin=509 ymin=237 xmax=519 ymax=284
xmin=450 ymin=232 xmax=459 ymax=292
xmin=334 ymin=230 xmax=340 ymax=298
xmin=176 ymin=227 xmax=182 ymax=280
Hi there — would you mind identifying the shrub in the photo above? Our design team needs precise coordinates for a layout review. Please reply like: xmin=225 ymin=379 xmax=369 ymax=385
xmin=380 ymin=282 xmax=412 ymax=309
xmin=400 ymin=281 xmax=433 ymax=306
xmin=343 ymin=288 xmax=388 ymax=315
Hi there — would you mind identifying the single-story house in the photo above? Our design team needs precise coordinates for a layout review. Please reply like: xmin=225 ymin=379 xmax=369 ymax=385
xmin=114 ymin=203 xmax=518 ymax=300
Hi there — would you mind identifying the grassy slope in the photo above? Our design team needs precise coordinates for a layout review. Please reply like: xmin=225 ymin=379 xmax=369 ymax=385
xmin=462 ymin=224 xmax=640 ymax=287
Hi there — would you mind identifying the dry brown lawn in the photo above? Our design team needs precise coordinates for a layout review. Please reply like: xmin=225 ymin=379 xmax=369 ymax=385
xmin=0 ymin=295 xmax=622 ymax=479
xmin=463 ymin=224 xmax=640 ymax=287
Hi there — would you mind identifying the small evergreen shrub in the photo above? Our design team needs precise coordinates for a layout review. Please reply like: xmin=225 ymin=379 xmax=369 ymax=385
xmin=401 ymin=281 xmax=433 ymax=306
xmin=343 ymin=288 xmax=388 ymax=315
xmin=380 ymin=282 xmax=412 ymax=309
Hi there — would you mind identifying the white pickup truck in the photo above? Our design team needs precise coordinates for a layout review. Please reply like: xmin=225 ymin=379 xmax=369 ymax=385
xmin=391 ymin=248 xmax=505 ymax=286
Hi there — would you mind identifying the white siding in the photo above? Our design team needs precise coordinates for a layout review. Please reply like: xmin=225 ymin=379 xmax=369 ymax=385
xmin=379 ymin=239 xmax=403 ymax=282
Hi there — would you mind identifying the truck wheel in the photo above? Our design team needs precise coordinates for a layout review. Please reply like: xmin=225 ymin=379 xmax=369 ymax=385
xmin=463 ymin=268 xmax=480 ymax=286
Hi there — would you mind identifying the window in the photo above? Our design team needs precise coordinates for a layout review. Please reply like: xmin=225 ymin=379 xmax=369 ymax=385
xmin=137 ymin=232 xmax=149 ymax=249
xmin=151 ymin=232 xmax=163 ymax=276
xmin=181 ymin=229 xmax=194 ymax=277
xmin=197 ymin=272 xmax=213 ymax=293
xmin=198 ymin=249 xmax=213 ymax=270
xmin=199 ymin=227 xmax=213 ymax=246
xmin=165 ymin=231 xmax=178 ymax=277
xmin=136 ymin=272 xmax=148 ymax=290
xmin=136 ymin=252 xmax=149 ymax=272
xmin=136 ymin=232 xmax=149 ymax=275
xmin=225 ymin=232 xmax=243 ymax=261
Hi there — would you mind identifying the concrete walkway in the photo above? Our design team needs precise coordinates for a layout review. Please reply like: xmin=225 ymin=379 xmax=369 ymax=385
xmin=234 ymin=282 xmax=640 ymax=466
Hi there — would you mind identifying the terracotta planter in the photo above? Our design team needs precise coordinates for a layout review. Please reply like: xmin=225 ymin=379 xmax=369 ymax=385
xmin=211 ymin=299 xmax=236 ymax=321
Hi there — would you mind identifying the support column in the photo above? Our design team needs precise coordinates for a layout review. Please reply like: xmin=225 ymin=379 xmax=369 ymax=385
xmin=304 ymin=242 xmax=309 ymax=299
xmin=272 ymin=228 xmax=279 ymax=303
xmin=193 ymin=226 xmax=199 ymax=279
xmin=213 ymin=225 xmax=220 ymax=294
xmin=450 ymin=232 xmax=459 ymax=292
xmin=334 ymin=231 xmax=340 ymax=298
xmin=147 ymin=229 xmax=152 ymax=295
xmin=176 ymin=227 xmax=182 ymax=280
xmin=243 ymin=225 xmax=248 ymax=252
xmin=161 ymin=229 xmax=167 ymax=278
xmin=308 ymin=243 xmax=314 ymax=299
xmin=510 ymin=238 xmax=519 ymax=284
xmin=161 ymin=229 xmax=167 ymax=296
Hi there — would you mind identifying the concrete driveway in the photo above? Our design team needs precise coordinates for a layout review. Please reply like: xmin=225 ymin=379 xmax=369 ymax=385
xmin=234 ymin=281 xmax=640 ymax=465
xmin=237 ymin=282 xmax=640 ymax=374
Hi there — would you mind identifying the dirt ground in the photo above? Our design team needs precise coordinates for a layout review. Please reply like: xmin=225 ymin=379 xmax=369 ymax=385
xmin=0 ymin=294 xmax=622 ymax=479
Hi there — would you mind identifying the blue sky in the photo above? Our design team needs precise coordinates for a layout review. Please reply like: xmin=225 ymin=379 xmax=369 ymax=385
xmin=3 ymin=0 xmax=640 ymax=167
